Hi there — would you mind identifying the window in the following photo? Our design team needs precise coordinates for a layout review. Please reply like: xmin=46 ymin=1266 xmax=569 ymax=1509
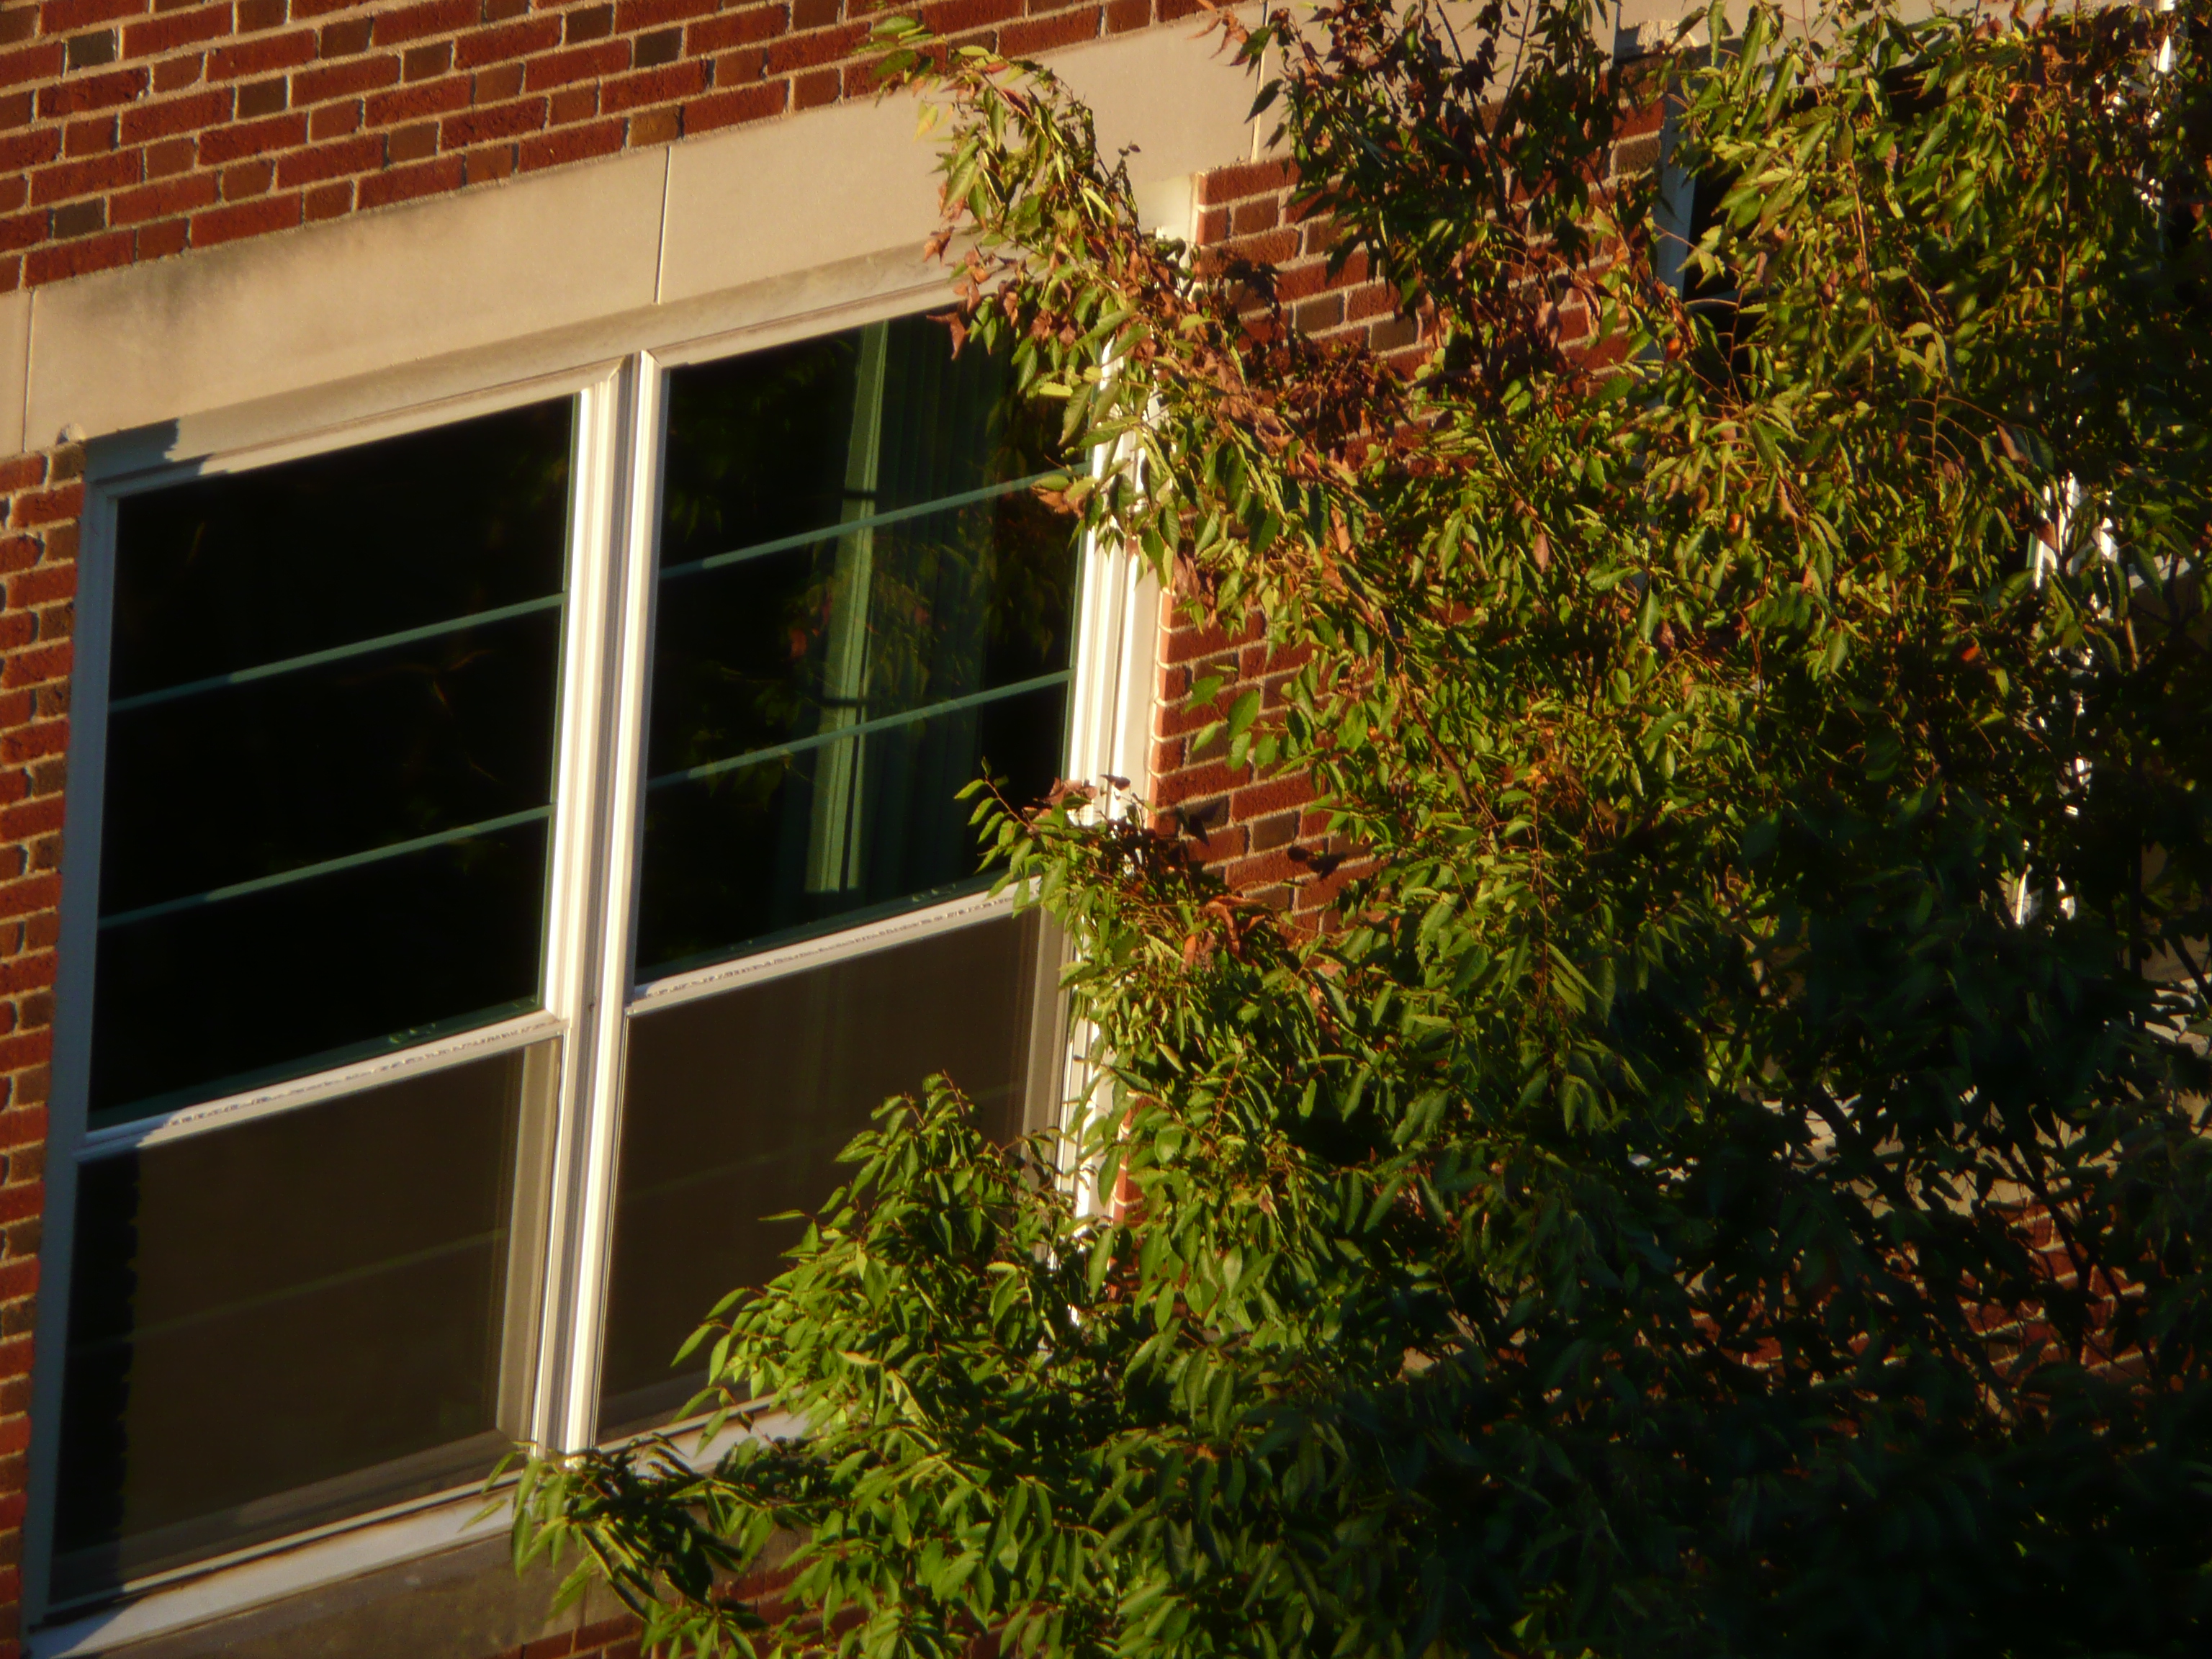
xmin=36 ymin=309 xmax=1092 ymax=1612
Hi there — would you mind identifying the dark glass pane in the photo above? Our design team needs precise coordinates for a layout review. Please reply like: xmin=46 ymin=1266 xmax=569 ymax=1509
xmin=94 ymin=402 xmax=572 ymax=1122
xmin=640 ymin=314 xmax=1074 ymax=975
xmin=638 ymin=684 xmax=1068 ymax=979
xmin=598 ymin=910 xmax=1051 ymax=1432
xmin=109 ymin=403 xmax=570 ymax=701
xmin=91 ymin=823 xmax=547 ymax=1120
xmin=53 ymin=1047 xmax=547 ymax=1602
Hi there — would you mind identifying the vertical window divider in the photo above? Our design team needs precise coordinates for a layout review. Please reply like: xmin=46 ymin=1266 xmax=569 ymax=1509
xmin=532 ymin=352 xmax=667 ymax=1454
xmin=20 ymin=479 xmax=121 ymax=1629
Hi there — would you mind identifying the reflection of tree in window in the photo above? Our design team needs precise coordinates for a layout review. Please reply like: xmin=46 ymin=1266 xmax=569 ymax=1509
xmin=638 ymin=315 xmax=1075 ymax=976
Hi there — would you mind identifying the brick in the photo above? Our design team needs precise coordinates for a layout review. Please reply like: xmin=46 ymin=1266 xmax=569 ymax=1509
xmin=235 ymin=73 xmax=287 ymax=115
xmin=470 ymin=58 xmax=520 ymax=99
xmin=38 ymin=65 xmax=149 ymax=118
xmin=273 ymin=127 xmax=374 ymax=184
xmin=690 ymin=73 xmax=787 ymax=130
xmin=563 ymin=2 xmax=611 ymax=41
xmin=452 ymin=12 xmax=557 ymax=68
xmin=150 ymin=52 xmax=200 ymax=89
xmin=66 ymin=27 xmax=121 ymax=70
xmin=119 ymin=84 xmax=229 ymax=142
xmin=790 ymin=64 xmax=832 ymax=107
xmin=688 ymin=1 xmax=782 ymax=52
xmin=544 ymin=82 xmax=593 ymax=122
xmin=315 ymin=14 xmax=367 ymax=53
xmin=53 ymin=193 xmax=112 ymax=234
xmin=1103 ymin=0 xmax=1144 ymax=30
xmin=292 ymin=53 xmax=397 ymax=104
xmin=40 ymin=0 xmax=141 ymax=30
xmin=0 ymin=127 xmax=56 ymax=169
xmin=235 ymin=0 xmax=283 ymax=25
xmin=789 ymin=0 xmax=833 ymax=25
xmin=6 ymin=487 xmax=78 ymax=532
xmin=763 ymin=20 xmax=862 ymax=73
xmin=1000 ymin=6 xmax=1097 ymax=53
xmin=0 ymin=875 xmax=52 ymax=924
xmin=461 ymin=139 xmax=509 ymax=181
xmin=516 ymin=113 xmax=618 ymax=169
xmin=383 ymin=116 xmax=433 ymax=158
xmin=197 ymin=107 xmax=305 ymax=161
xmin=368 ymin=0 xmax=473 ymax=47
xmin=614 ymin=0 xmax=714 ymax=30
xmin=0 ymin=8 xmax=32 ymax=44
xmin=0 ymin=1173 xmax=39 ymax=1220
xmin=364 ymin=73 xmax=468 ymax=124
xmin=599 ymin=57 xmax=702 ymax=114
xmin=61 ymin=112 xmax=117 ymax=155
xmin=437 ymin=91 xmax=541 ymax=146
xmin=626 ymin=102 xmax=675 ymax=143
xmin=141 ymin=130 xmax=189 ymax=171
xmin=30 ymin=145 xmax=142 ymax=206
xmin=1197 ymin=157 xmax=1295 ymax=207
xmin=220 ymin=157 xmax=271 ymax=197
xmin=520 ymin=38 xmax=626 ymax=91
xmin=305 ymin=95 xmax=356 ymax=136
xmin=0 ymin=1259 xmax=35 ymax=1306
xmin=0 ymin=41 xmax=63 ymax=91
xmin=301 ymin=175 xmax=347 ymax=217
xmin=354 ymin=148 xmax=459 ymax=205
xmin=189 ymin=185 xmax=297 ymax=242
xmin=121 ymin=3 xmax=230 ymax=58
xmin=204 ymin=26 xmax=314 ymax=78
xmin=400 ymin=40 xmax=449 ymax=78
xmin=631 ymin=23 xmax=678 ymax=66
xmin=0 ymin=458 xmax=37 ymax=492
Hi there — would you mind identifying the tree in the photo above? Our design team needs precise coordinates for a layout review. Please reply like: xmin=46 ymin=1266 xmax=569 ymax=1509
xmin=512 ymin=3 xmax=2212 ymax=1653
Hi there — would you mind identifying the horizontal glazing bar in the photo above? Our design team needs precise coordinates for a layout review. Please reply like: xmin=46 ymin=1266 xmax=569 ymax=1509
xmin=99 ymin=805 xmax=552 ymax=931
xmin=645 ymin=670 xmax=1072 ymax=791
xmin=109 ymin=592 xmax=567 ymax=715
xmin=657 ymin=472 xmax=1056 ymax=583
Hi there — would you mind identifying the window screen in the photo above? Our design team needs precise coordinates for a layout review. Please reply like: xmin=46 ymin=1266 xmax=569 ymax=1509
xmin=52 ymin=1045 xmax=553 ymax=1601
xmin=92 ymin=401 xmax=573 ymax=1125
xmin=598 ymin=909 xmax=1057 ymax=1434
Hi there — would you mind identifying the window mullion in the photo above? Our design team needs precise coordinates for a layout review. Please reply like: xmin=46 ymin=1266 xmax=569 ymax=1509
xmin=532 ymin=352 xmax=666 ymax=1452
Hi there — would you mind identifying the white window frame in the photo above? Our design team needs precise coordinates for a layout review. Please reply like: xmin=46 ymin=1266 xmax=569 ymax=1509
xmin=22 ymin=280 xmax=1159 ymax=1649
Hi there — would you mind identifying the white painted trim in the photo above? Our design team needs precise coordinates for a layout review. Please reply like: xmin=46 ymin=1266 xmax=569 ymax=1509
xmin=86 ymin=359 xmax=622 ymax=491
xmin=627 ymin=884 xmax=1022 ymax=1017
xmin=73 ymin=1011 xmax=569 ymax=1161
xmin=544 ymin=351 xmax=665 ymax=1452
xmin=26 ymin=1485 xmax=513 ymax=1658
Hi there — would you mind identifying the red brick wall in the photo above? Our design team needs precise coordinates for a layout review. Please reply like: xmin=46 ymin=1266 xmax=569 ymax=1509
xmin=0 ymin=0 xmax=1200 ymax=292
xmin=1154 ymin=117 xmax=1663 ymax=910
xmin=0 ymin=443 xmax=73 ymax=1656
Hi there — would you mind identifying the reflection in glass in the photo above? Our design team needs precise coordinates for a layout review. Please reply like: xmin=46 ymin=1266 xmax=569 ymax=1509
xmin=641 ymin=315 xmax=1075 ymax=975
xmin=598 ymin=910 xmax=1055 ymax=1432
xmin=93 ymin=401 xmax=572 ymax=1123
xmin=52 ymin=1046 xmax=552 ymax=1602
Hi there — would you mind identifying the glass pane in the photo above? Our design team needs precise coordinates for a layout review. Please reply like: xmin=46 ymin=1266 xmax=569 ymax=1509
xmin=93 ymin=401 xmax=572 ymax=1123
xmin=640 ymin=314 xmax=1074 ymax=976
xmin=598 ymin=909 xmax=1051 ymax=1433
xmin=52 ymin=1046 xmax=549 ymax=1602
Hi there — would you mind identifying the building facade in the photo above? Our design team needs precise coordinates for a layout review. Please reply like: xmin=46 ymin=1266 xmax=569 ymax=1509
xmin=0 ymin=0 xmax=1466 ymax=1650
